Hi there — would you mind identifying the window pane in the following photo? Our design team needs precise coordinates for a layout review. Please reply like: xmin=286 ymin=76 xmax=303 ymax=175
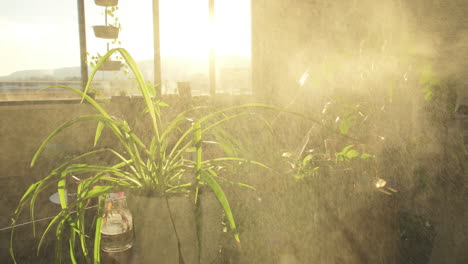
xmin=215 ymin=0 xmax=252 ymax=95
xmin=0 ymin=0 xmax=81 ymax=101
xmin=85 ymin=0 xmax=154 ymax=97
xmin=159 ymin=0 xmax=209 ymax=96
xmin=159 ymin=0 xmax=251 ymax=96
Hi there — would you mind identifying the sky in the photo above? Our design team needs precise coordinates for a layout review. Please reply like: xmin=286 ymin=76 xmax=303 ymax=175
xmin=0 ymin=0 xmax=251 ymax=76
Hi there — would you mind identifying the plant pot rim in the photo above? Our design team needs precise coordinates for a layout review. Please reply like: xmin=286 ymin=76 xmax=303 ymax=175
xmin=128 ymin=191 xmax=190 ymax=199
xmin=93 ymin=25 xmax=119 ymax=29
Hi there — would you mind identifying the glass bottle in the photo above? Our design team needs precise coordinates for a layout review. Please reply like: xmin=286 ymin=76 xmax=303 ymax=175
xmin=100 ymin=192 xmax=134 ymax=252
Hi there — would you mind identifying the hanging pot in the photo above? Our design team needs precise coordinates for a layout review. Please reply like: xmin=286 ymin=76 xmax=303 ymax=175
xmin=93 ymin=25 xmax=119 ymax=39
xmin=95 ymin=0 xmax=119 ymax=6
xmin=99 ymin=60 xmax=122 ymax=71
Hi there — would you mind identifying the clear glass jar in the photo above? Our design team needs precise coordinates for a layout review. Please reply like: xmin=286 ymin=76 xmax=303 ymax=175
xmin=100 ymin=192 xmax=134 ymax=252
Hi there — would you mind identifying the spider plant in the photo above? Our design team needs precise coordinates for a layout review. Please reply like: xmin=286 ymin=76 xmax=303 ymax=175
xmin=10 ymin=48 xmax=279 ymax=264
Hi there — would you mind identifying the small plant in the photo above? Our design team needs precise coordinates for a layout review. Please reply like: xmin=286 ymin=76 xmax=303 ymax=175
xmin=282 ymin=142 xmax=374 ymax=181
xmin=105 ymin=6 xmax=120 ymax=29
xmin=335 ymin=144 xmax=373 ymax=162
xmin=88 ymin=51 xmax=128 ymax=74
xmin=282 ymin=97 xmax=383 ymax=182
xmin=90 ymin=2 xmax=127 ymax=74
xmin=419 ymin=66 xmax=459 ymax=126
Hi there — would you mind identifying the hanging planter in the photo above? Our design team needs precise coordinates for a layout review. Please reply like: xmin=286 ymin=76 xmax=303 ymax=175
xmin=99 ymin=59 xmax=122 ymax=71
xmin=93 ymin=25 xmax=119 ymax=39
xmin=95 ymin=0 xmax=119 ymax=6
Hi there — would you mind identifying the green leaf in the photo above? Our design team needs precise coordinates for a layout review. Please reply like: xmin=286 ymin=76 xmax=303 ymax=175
xmin=54 ymin=217 xmax=66 ymax=262
xmin=94 ymin=122 xmax=105 ymax=147
xmin=81 ymin=185 xmax=114 ymax=200
xmin=302 ymin=154 xmax=313 ymax=166
xmin=185 ymin=147 xmax=196 ymax=153
xmin=156 ymin=100 xmax=169 ymax=107
xmin=423 ymin=87 xmax=433 ymax=101
xmin=114 ymin=48 xmax=160 ymax=140
xmin=38 ymin=211 xmax=64 ymax=255
xmin=69 ymin=228 xmax=78 ymax=264
xmin=58 ymin=171 xmax=68 ymax=210
xmin=203 ymin=170 xmax=240 ymax=246
xmin=337 ymin=144 xmax=354 ymax=156
xmin=194 ymin=122 xmax=202 ymax=204
xmin=339 ymin=118 xmax=351 ymax=134
xmin=295 ymin=172 xmax=305 ymax=180
xmin=31 ymin=115 xmax=116 ymax=167
xmin=360 ymin=153 xmax=373 ymax=159
xmin=19 ymin=183 xmax=38 ymax=203
xmin=94 ymin=196 xmax=106 ymax=264
xmin=201 ymin=157 xmax=271 ymax=171
xmin=345 ymin=149 xmax=359 ymax=159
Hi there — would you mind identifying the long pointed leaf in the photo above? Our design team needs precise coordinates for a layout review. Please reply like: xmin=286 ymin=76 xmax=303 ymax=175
xmin=38 ymin=211 xmax=64 ymax=255
xmin=94 ymin=122 xmax=105 ymax=147
xmin=31 ymin=115 xmax=120 ymax=167
xmin=202 ymin=170 xmax=240 ymax=246
xmin=69 ymin=227 xmax=78 ymax=264
xmin=94 ymin=196 xmax=106 ymax=264
xmin=193 ymin=122 xmax=202 ymax=204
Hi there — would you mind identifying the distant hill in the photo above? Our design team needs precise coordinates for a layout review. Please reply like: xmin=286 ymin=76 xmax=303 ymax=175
xmin=0 ymin=56 xmax=251 ymax=82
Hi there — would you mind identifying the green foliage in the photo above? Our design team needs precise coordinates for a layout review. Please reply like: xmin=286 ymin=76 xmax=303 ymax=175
xmin=283 ymin=142 xmax=374 ymax=181
xmin=419 ymin=65 xmax=438 ymax=102
xmin=419 ymin=67 xmax=459 ymax=125
xmin=88 ymin=4 xmax=128 ymax=76
xmin=321 ymin=100 xmax=381 ymax=138
xmin=10 ymin=48 xmax=276 ymax=263
xmin=282 ymin=92 xmax=385 ymax=182
xmin=104 ymin=6 xmax=120 ymax=28
xmin=335 ymin=144 xmax=373 ymax=161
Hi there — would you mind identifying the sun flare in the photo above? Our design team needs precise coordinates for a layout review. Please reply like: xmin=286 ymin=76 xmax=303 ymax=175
xmin=118 ymin=0 xmax=251 ymax=60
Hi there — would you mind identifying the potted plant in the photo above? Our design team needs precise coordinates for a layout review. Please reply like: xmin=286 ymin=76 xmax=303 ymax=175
xmin=89 ymin=52 xmax=122 ymax=71
xmin=88 ymin=46 xmax=129 ymax=73
xmin=90 ymin=3 xmax=125 ymax=74
xmin=93 ymin=25 xmax=119 ymax=39
xmin=10 ymin=48 xmax=279 ymax=263
xmin=95 ymin=0 xmax=118 ymax=7
xmin=99 ymin=59 xmax=121 ymax=71
xmin=93 ymin=6 xmax=120 ymax=39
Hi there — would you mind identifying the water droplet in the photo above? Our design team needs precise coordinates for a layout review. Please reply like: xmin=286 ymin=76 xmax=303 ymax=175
xmin=374 ymin=178 xmax=387 ymax=188
xmin=298 ymin=70 xmax=309 ymax=86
